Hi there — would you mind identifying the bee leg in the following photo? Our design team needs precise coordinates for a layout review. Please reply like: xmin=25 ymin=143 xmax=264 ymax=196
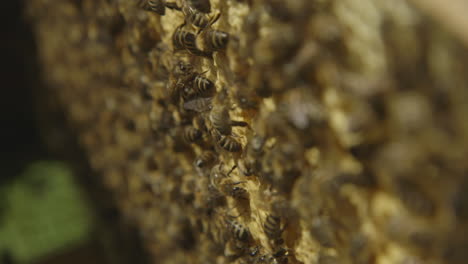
xmin=227 ymin=164 xmax=237 ymax=176
xmin=231 ymin=120 xmax=249 ymax=127
xmin=165 ymin=2 xmax=181 ymax=11
xmin=208 ymin=12 xmax=221 ymax=27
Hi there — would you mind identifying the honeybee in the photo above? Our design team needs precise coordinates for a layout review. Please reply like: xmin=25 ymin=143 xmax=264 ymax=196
xmin=228 ymin=219 xmax=251 ymax=242
xmin=264 ymin=214 xmax=285 ymax=245
xmin=210 ymin=164 xmax=248 ymax=199
xmin=187 ymin=0 xmax=211 ymax=13
xmin=173 ymin=22 xmax=212 ymax=58
xmin=194 ymin=151 xmax=217 ymax=168
xmin=183 ymin=126 xmax=202 ymax=143
xmin=183 ymin=6 xmax=220 ymax=32
xmin=168 ymin=61 xmax=195 ymax=103
xmin=219 ymin=216 xmax=252 ymax=257
xmin=202 ymin=29 xmax=230 ymax=52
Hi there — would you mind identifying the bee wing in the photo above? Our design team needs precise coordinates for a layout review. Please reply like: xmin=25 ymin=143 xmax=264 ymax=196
xmin=183 ymin=97 xmax=213 ymax=112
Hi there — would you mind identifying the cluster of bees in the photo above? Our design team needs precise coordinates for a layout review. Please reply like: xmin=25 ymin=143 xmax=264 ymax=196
xmin=134 ymin=0 xmax=309 ymax=263
xmin=139 ymin=0 xmax=229 ymax=59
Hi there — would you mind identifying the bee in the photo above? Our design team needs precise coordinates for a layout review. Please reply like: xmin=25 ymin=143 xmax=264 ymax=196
xmin=183 ymin=126 xmax=202 ymax=143
xmin=194 ymin=151 xmax=217 ymax=168
xmin=210 ymin=164 xmax=248 ymax=199
xmin=187 ymin=0 xmax=211 ymax=13
xmin=183 ymin=97 xmax=213 ymax=112
xmin=138 ymin=0 xmax=180 ymax=15
xmin=218 ymin=135 xmax=243 ymax=152
xmin=228 ymin=219 xmax=251 ymax=242
xmin=168 ymin=61 xmax=195 ymax=103
xmin=173 ymin=22 xmax=212 ymax=58
xmin=183 ymin=6 xmax=220 ymax=32
xmin=210 ymin=104 xmax=233 ymax=135
xmin=193 ymin=71 xmax=215 ymax=97
xmin=264 ymin=214 xmax=285 ymax=245
xmin=203 ymin=29 xmax=230 ymax=52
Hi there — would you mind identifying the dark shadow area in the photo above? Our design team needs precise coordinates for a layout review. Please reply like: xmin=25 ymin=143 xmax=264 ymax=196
xmin=0 ymin=1 xmax=149 ymax=263
xmin=0 ymin=1 xmax=46 ymax=182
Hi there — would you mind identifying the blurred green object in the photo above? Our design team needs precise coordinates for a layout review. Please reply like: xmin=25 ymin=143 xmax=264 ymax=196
xmin=0 ymin=161 xmax=93 ymax=263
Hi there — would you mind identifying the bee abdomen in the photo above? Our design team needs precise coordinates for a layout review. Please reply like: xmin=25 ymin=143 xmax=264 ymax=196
xmin=184 ymin=126 xmax=203 ymax=143
xmin=264 ymin=214 xmax=283 ymax=239
xmin=210 ymin=107 xmax=232 ymax=135
xmin=206 ymin=30 xmax=230 ymax=51
xmin=194 ymin=75 xmax=215 ymax=97
xmin=188 ymin=12 xmax=209 ymax=28
xmin=229 ymin=220 xmax=251 ymax=242
xmin=178 ymin=31 xmax=212 ymax=58
xmin=218 ymin=135 xmax=242 ymax=152
xmin=173 ymin=30 xmax=186 ymax=50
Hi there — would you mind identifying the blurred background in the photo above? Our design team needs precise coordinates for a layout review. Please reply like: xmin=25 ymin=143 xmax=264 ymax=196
xmin=0 ymin=1 xmax=125 ymax=263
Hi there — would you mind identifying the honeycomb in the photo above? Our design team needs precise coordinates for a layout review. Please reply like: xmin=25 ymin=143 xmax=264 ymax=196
xmin=27 ymin=0 xmax=468 ymax=263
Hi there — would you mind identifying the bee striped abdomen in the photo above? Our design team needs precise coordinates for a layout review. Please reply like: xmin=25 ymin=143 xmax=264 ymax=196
xmin=229 ymin=220 xmax=251 ymax=242
xmin=173 ymin=30 xmax=186 ymax=50
xmin=173 ymin=28 xmax=212 ymax=58
xmin=194 ymin=75 xmax=215 ymax=97
xmin=205 ymin=30 xmax=230 ymax=51
xmin=210 ymin=106 xmax=232 ymax=135
xmin=264 ymin=214 xmax=283 ymax=240
xmin=184 ymin=126 xmax=202 ymax=143
xmin=188 ymin=11 xmax=210 ymax=28
xmin=218 ymin=135 xmax=242 ymax=152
